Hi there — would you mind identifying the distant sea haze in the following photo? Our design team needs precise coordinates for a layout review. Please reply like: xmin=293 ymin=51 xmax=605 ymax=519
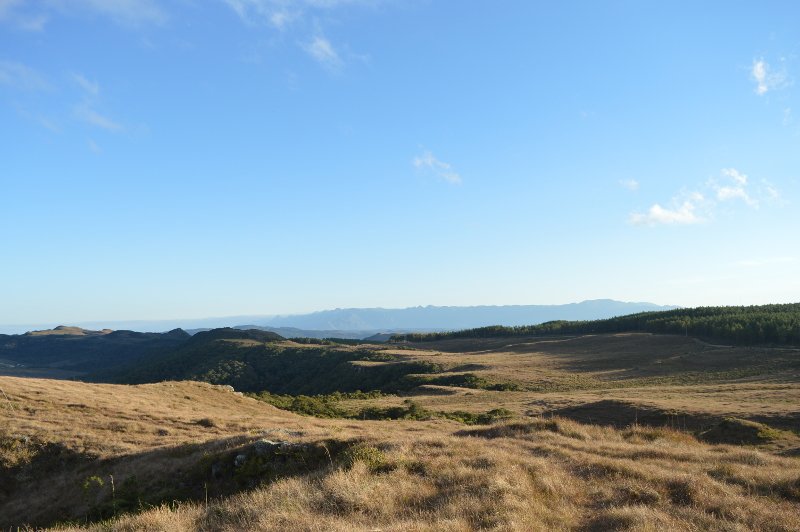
xmin=0 ymin=300 xmax=676 ymax=336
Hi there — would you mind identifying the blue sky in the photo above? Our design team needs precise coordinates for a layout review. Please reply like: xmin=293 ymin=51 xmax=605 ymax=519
xmin=1 ymin=0 xmax=799 ymax=326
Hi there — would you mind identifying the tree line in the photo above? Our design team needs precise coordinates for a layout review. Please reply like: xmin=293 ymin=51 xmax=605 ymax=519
xmin=390 ymin=304 xmax=800 ymax=346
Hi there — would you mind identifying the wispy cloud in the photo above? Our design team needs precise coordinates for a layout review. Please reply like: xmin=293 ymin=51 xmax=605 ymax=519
xmin=224 ymin=0 xmax=300 ymax=29
xmin=0 ymin=60 xmax=48 ymax=90
xmin=37 ymin=115 xmax=60 ymax=133
xmin=630 ymin=168 xmax=782 ymax=227
xmin=222 ymin=0 xmax=378 ymax=69
xmin=412 ymin=150 xmax=462 ymax=185
xmin=751 ymin=58 xmax=787 ymax=96
xmin=762 ymin=182 xmax=781 ymax=202
xmin=0 ymin=0 xmax=21 ymax=17
xmin=619 ymin=179 xmax=639 ymax=191
xmin=12 ymin=103 xmax=61 ymax=132
xmin=70 ymin=0 xmax=166 ymax=26
xmin=69 ymin=72 xmax=126 ymax=132
xmin=75 ymin=103 xmax=123 ymax=132
xmin=72 ymin=72 xmax=99 ymax=96
xmin=269 ymin=9 xmax=296 ymax=29
xmin=736 ymin=257 xmax=797 ymax=268
xmin=0 ymin=0 xmax=166 ymax=30
xmin=304 ymin=35 xmax=341 ymax=69
xmin=223 ymin=0 xmax=378 ymax=22
xmin=0 ymin=0 xmax=47 ymax=30
xmin=713 ymin=168 xmax=757 ymax=207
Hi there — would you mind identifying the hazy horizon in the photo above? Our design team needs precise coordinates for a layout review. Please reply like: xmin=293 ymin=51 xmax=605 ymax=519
xmin=0 ymin=298 xmax=681 ymax=334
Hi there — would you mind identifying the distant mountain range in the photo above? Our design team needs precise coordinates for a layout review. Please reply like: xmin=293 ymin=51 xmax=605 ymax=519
xmin=0 ymin=300 xmax=677 ymax=337
xmin=259 ymin=300 xmax=678 ymax=333
xmin=192 ymin=300 xmax=675 ymax=339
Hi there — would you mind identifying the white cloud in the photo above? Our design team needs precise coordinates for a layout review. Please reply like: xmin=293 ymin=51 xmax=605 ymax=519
xmin=715 ymin=185 xmax=756 ymax=206
xmin=619 ymin=179 xmax=639 ymax=191
xmin=75 ymin=103 xmax=123 ymax=131
xmin=304 ymin=36 xmax=341 ymax=68
xmin=630 ymin=168 xmax=782 ymax=227
xmin=72 ymin=73 xmax=99 ymax=95
xmin=0 ymin=60 xmax=48 ymax=90
xmin=412 ymin=150 xmax=462 ymax=185
xmin=752 ymin=59 xmax=768 ymax=95
xmin=629 ymin=194 xmax=703 ymax=226
xmin=751 ymin=58 xmax=787 ymax=96
xmin=88 ymin=139 xmax=102 ymax=153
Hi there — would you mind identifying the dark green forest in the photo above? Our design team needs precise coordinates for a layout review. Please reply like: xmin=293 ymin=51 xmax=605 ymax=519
xmin=391 ymin=304 xmax=800 ymax=346
xmin=0 ymin=327 xmax=189 ymax=372
xmin=108 ymin=329 xmax=444 ymax=394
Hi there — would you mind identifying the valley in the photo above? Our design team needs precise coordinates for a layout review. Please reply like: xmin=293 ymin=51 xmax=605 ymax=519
xmin=1 ymin=309 xmax=799 ymax=530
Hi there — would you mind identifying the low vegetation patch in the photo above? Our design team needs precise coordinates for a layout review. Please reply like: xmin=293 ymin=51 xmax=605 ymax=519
xmin=405 ymin=372 xmax=521 ymax=391
xmin=439 ymin=408 xmax=514 ymax=425
xmin=699 ymin=417 xmax=789 ymax=445
xmin=249 ymin=392 xmax=515 ymax=425
xmin=248 ymin=390 xmax=388 ymax=418
xmin=339 ymin=444 xmax=391 ymax=472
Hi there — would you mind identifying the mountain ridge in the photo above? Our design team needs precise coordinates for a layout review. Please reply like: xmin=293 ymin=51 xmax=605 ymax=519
xmin=261 ymin=299 xmax=679 ymax=331
xmin=0 ymin=299 xmax=677 ymax=335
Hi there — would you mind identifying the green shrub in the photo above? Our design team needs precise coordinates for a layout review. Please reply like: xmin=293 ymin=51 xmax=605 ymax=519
xmin=439 ymin=408 xmax=514 ymax=425
xmin=341 ymin=445 xmax=389 ymax=472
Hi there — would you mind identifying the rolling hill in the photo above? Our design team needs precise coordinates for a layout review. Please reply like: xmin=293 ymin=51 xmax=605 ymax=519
xmin=2 ymin=351 xmax=800 ymax=530
xmin=3 ymin=305 xmax=800 ymax=529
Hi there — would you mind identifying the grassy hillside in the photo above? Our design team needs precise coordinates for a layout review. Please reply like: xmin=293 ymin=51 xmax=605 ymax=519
xmin=394 ymin=303 xmax=800 ymax=346
xmin=101 ymin=329 xmax=800 ymax=436
xmin=3 ymin=315 xmax=800 ymax=530
xmin=2 ymin=376 xmax=800 ymax=530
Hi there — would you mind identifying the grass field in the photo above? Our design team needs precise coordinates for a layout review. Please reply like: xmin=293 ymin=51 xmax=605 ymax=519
xmin=1 ymin=333 xmax=799 ymax=530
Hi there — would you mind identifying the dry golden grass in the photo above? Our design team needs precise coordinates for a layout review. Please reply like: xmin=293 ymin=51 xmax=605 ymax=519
xmin=3 ymin=332 xmax=800 ymax=530
xmin=338 ymin=334 xmax=800 ymax=451
xmin=46 ymin=416 xmax=800 ymax=531
xmin=0 ymin=376 xmax=316 ymax=456
xmin=1 ymin=376 xmax=799 ymax=531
